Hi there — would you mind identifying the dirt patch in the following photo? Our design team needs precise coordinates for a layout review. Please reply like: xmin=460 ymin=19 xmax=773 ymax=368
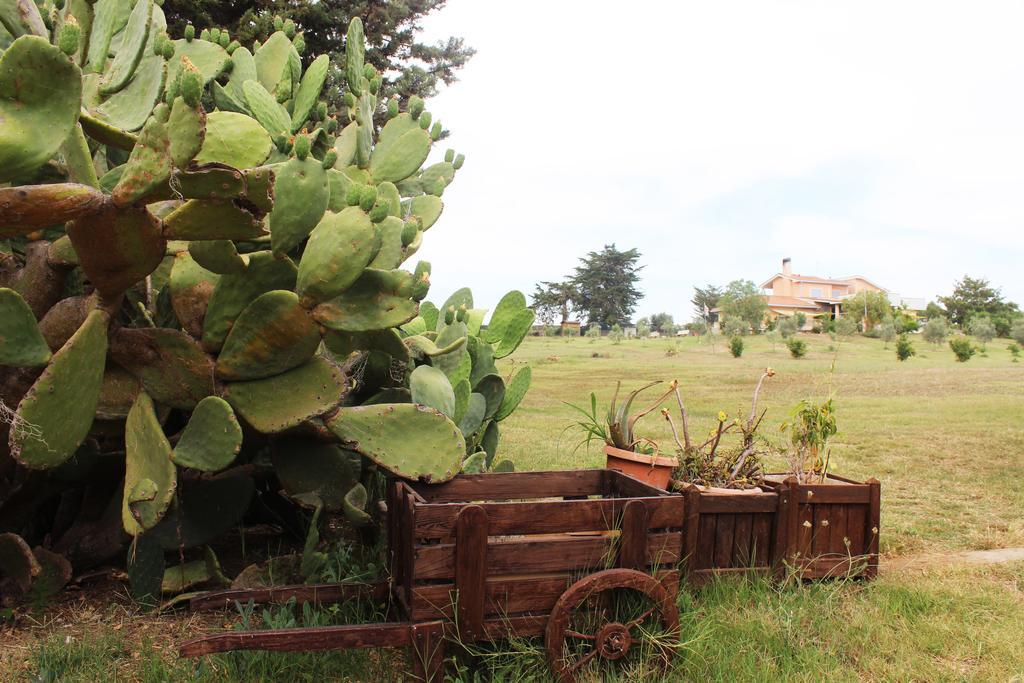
xmin=885 ymin=547 xmax=1024 ymax=573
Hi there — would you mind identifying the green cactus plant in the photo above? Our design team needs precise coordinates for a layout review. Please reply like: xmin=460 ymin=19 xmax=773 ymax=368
xmin=0 ymin=13 xmax=531 ymax=603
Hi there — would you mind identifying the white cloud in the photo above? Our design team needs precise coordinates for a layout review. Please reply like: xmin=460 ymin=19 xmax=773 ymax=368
xmin=414 ymin=0 xmax=1024 ymax=318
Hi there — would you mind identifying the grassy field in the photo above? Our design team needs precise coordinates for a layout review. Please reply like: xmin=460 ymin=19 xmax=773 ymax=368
xmin=3 ymin=333 xmax=1023 ymax=681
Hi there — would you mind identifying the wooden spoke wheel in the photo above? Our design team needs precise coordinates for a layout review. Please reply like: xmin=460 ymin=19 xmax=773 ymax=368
xmin=545 ymin=569 xmax=680 ymax=682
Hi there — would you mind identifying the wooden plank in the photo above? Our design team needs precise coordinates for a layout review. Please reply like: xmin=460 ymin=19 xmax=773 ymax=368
xmin=803 ymin=556 xmax=866 ymax=579
xmin=732 ymin=513 xmax=754 ymax=567
xmin=687 ymin=566 xmax=770 ymax=587
xmin=682 ymin=486 xmax=701 ymax=574
xmin=410 ymin=621 xmax=445 ymax=682
xmin=608 ymin=469 xmax=676 ymax=498
xmin=410 ymin=570 xmax=678 ymax=621
xmin=797 ymin=503 xmax=814 ymax=561
xmin=698 ymin=492 xmax=778 ymax=514
xmin=178 ymin=621 xmax=413 ymax=657
xmin=695 ymin=512 xmax=717 ymax=570
xmin=783 ymin=478 xmax=801 ymax=576
xmin=619 ymin=500 xmax=649 ymax=569
xmin=402 ymin=489 xmax=416 ymax=603
xmin=188 ymin=581 xmax=390 ymax=612
xmin=771 ymin=480 xmax=792 ymax=578
xmin=713 ymin=514 xmax=735 ymax=568
xmin=481 ymin=613 xmax=547 ymax=640
xmin=800 ymin=485 xmax=871 ymax=504
xmin=823 ymin=473 xmax=864 ymax=485
xmin=828 ymin=504 xmax=849 ymax=555
xmin=865 ymin=478 xmax=881 ymax=579
xmin=413 ymin=532 xmax=682 ymax=580
xmin=845 ymin=504 xmax=867 ymax=559
xmin=752 ymin=512 xmax=773 ymax=568
xmin=413 ymin=495 xmax=684 ymax=539
xmin=412 ymin=470 xmax=604 ymax=503
xmin=455 ymin=505 xmax=487 ymax=640
xmin=810 ymin=504 xmax=826 ymax=556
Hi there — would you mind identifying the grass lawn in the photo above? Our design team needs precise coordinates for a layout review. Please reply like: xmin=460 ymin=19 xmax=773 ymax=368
xmin=3 ymin=333 xmax=1022 ymax=681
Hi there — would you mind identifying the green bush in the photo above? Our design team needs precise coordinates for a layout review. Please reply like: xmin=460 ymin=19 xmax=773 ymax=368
xmin=834 ymin=315 xmax=858 ymax=337
xmin=1011 ymin=318 xmax=1024 ymax=346
xmin=787 ymin=337 xmax=808 ymax=358
xmin=724 ymin=317 xmax=748 ymax=337
xmin=896 ymin=334 xmax=915 ymax=361
xmin=609 ymin=324 xmax=624 ymax=344
xmin=729 ymin=336 xmax=744 ymax=358
xmin=778 ymin=317 xmax=799 ymax=339
xmin=968 ymin=316 xmax=996 ymax=349
xmin=922 ymin=318 xmax=949 ymax=345
xmin=1008 ymin=343 xmax=1020 ymax=362
xmin=949 ymin=337 xmax=975 ymax=362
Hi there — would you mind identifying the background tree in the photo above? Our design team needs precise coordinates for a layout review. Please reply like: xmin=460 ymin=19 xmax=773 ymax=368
xmin=778 ymin=317 xmax=799 ymax=339
xmin=569 ymin=245 xmax=644 ymax=327
xmin=691 ymin=285 xmax=722 ymax=325
xmin=922 ymin=317 xmax=949 ymax=345
xmin=649 ymin=312 xmax=674 ymax=333
xmin=925 ymin=301 xmax=946 ymax=321
xmin=968 ymin=316 xmax=996 ymax=350
xmin=938 ymin=276 xmax=1019 ymax=328
xmin=841 ymin=291 xmax=892 ymax=331
xmin=723 ymin=317 xmax=748 ymax=337
xmin=531 ymin=281 xmax=577 ymax=326
xmin=163 ymin=1 xmax=474 ymax=108
xmin=834 ymin=315 xmax=858 ymax=338
xmin=793 ymin=311 xmax=808 ymax=330
xmin=636 ymin=318 xmax=651 ymax=338
xmin=1013 ymin=319 xmax=1024 ymax=347
xmin=719 ymin=280 xmax=767 ymax=333
xmin=879 ymin=320 xmax=897 ymax=348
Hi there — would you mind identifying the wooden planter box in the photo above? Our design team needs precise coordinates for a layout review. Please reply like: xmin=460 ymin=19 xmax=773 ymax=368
xmin=389 ymin=469 xmax=686 ymax=640
xmin=763 ymin=474 xmax=881 ymax=580
xmin=678 ymin=486 xmax=779 ymax=585
xmin=678 ymin=474 xmax=880 ymax=582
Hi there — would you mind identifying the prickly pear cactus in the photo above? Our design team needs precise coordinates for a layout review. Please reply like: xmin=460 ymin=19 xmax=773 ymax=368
xmin=0 ymin=12 xmax=531 ymax=602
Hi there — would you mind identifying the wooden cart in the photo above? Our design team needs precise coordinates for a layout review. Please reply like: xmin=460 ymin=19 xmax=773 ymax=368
xmin=179 ymin=470 xmax=687 ymax=682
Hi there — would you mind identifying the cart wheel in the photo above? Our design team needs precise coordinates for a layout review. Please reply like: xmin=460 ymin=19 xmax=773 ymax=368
xmin=545 ymin=569 xmax=679 ymax=682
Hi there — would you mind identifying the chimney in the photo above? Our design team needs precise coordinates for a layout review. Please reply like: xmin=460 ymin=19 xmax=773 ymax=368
xmin=782 ymin=257 xmax=792 ymax=276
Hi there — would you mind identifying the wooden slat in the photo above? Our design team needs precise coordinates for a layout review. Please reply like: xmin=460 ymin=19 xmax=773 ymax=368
xmin=413 ymin=495 xmax=684 ymax=539
xmin=752 ymin=512 xmax=774 ymax=567
xmin=179 ymin=621 xmax=413 ymax=657
xmin=732 ymin=513 xmax=754 ymax=567
xmin=402 ymin=489 xmax=416 ymax=604
xmin=810 ymin=504 xmax=826 ymax=556
xmin=608 ymin=470 xmax=675 ymax=498
xmin=619 ymin=500 xmax=649 ymax=569
xmin=455 ymin=505 xmax=487 ymax=640
xmin=413 ymin=532 xmax=682 ymax=580
xmin=695 ymin=512 xmax=717 ymax=570
xmin=481 ymin=613 xmax=547 ymax=639
xmin=713 ymin=514 xmax=735 ymax=568
xmin=410 ymin=621 xmax=445 ymax=682
xmin=828 ymin=504 xmax=849 ymax=555
xmin=803 ymin=556 xmax=867 ymax=579
xmin=797 ymin=503 xmax=814 ymax=559
xmin=412 ymin=470 xmax=605 ymax=503
xmin=682 ymin=486 xmax=701 ymax=573
xmin=698 ymin=492 xmax=778 ymax=514
xmin=845 ymin=504 xmax=866 ymax=558
xmin=774 ymin=478 xmax=799 ymax=578
xmin=410 ymin=570 xmax=679 ymax=621
xmin=799 ymin=485 xmax=871 ymax=504
xmin=866 ymin=478 xmax=881 ymax=579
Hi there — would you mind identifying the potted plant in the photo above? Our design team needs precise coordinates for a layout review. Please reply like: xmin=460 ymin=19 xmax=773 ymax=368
xmin=663 ymin=369 xmax=775 ymax=493
xmin=565 ymin=381 xmax=680 ymax=488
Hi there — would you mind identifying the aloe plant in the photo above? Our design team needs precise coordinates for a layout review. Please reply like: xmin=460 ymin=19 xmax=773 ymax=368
xmin=0 ymin=9 xmax=531 ymax=602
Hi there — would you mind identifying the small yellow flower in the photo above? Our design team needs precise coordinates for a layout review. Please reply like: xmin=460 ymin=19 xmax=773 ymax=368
xmin=765 ymin=367 xmax=776 ymax=377
xmin=717 ymin=411 xmax=727 ymax=422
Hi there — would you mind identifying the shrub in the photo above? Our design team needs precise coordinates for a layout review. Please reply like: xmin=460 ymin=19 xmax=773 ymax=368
xmin=922 ymin=317 xmax=948 ymax=345
xmin=793 ymin=312 xmax=807 ymax=330
xmin=834 ymin=316 xmax=858 ymax=338
xmin=778 ymin=317 xmax=799 ymax=339
xmin=609 ymin=324 xmax=624 ymax=344
xmin=787 ymin=337 xmax=808 ymax=358
xmin=585 ymin=324 xmax=602 ymax=341
xmin=729 ymin=336 xmax=744 ymax=358
xmin=896 ymin=334 xmax=915 ymax=361
xmin=879 ymin=321 xmax=897 ymax=347
xmin=636 ymin=320 xmax=650 ymax=338
xmin=1011 ymin=318 xmax=1024 ymax=346
xmin=949 ymin=337 xmax=975 ymax=362
xmin=895 ymin=312 xmax=919 ymax=333
xmin=1008 ymin=343 xmax=1021 ymax=362
xmin=723 ymin=317 xmax=748 ymax=337
xmin=968 ymin=316 xmax=996 ymax=349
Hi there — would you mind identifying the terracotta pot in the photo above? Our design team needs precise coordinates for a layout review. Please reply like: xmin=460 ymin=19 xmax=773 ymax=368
xmin=604 ymin=445 xmax=678 ymax=490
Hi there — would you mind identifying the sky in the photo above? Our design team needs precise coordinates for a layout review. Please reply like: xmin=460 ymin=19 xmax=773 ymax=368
xmin=410 ymin=0 xmax=1024 ymax=321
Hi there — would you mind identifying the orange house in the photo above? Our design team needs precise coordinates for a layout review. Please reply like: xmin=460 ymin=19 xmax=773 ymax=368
xmin=760 ymin=258 xmax=887 ymax=329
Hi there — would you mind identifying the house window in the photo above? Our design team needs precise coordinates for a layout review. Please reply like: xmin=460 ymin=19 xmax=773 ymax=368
xmin=810 ymin=287 xmax=823 ymax=298
xmin=832 ymin=289 xmax=843 ymax=298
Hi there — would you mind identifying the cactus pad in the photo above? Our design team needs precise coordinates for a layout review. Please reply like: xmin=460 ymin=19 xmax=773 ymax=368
xmin=224 ymin=355 xmax=347 ymax=433
xmin=110 ymin=327 xmax=215 ymax=410
xmin=216 ymin=290 xmax=321 ymax=381
xmin=268 ymin=156 xmax=329 ymax=255
xmin=253 ymin=30 xmax=292 ymax=93
xmin=271 ymin=436 xmax=361 ymax=510
xmin=0 ymin=183 xmax=106 ymax=235
xmin=168 ymin=37 xmax=229 ymax=84
xmin=296 ymin=207 xmax=379 ymax=306
xmin=327 ymin=403 xmax=464 ymax=483
xmin=0 ymin=532 xmax=41 ymax=592
xmin=171 ymin=396 xmax=242 ymax=471
xmin=111 ymin=109 xmax=172 ymax=206
xmin=188 ymin=239 xmax=247 ymax=275
xmin=483 ymin=290 xmax=527 ymax=342
xmin=291 ymin=54 xmax=329 ymax=132
xmin=163 ymin=198 xmax=268 ymax=241
xmin=201 ymin=250 xmax=297 ymax=352
xmin=495 ymin=366 xmax=531 ymax=421
xmin=0 ymin=36 xmax=83 ymax=182
xmin=312 ymin=268 xmax=419 ymax=332
xmin=150 ymin=473 xmax=254 ymax=550
xmin=410 ymin=365 xmax=456 ymax=418
xmin=474 ymin=374 xmax=506 ymax=420
xmin=122 ymin=392 xmax=177 ymax=535
xmin=169 ymin=251 xmax=220 ymax=338
xmin=342 ymin=483 xmax=371 ymax=527
xmin=369 ymin=126 xmax=432 ymax=184
xmin=461 ymin=452 xmax=486 ymax=474
xmin=0 ymin=288 xmax=52 ymax=367
xmin=67 ymin=203 xmax=166 ymax=300
xmin=458 ymin=392 xmax=486 ymax=439
xmin=431 ymin=321 xmax=469 ymax=379
xmin=10 ymin=309 xmax=109 ymax=469
xmin=194 ymin=111 xmax=272 ymax=168
xmin=323 ymin=328 xmax=409 ymax=364
xmin=167 ymin=94 xmax=206 ymax=168
xmin=101 ymin=0 xmax=152 ymax=95
xmin=409 ymin=194 xmax=443 ymax=231
xmin=494 ymin=307 xmax=535 ymax=358
xmin=243 ymin=79 xmax=291 ymax=136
